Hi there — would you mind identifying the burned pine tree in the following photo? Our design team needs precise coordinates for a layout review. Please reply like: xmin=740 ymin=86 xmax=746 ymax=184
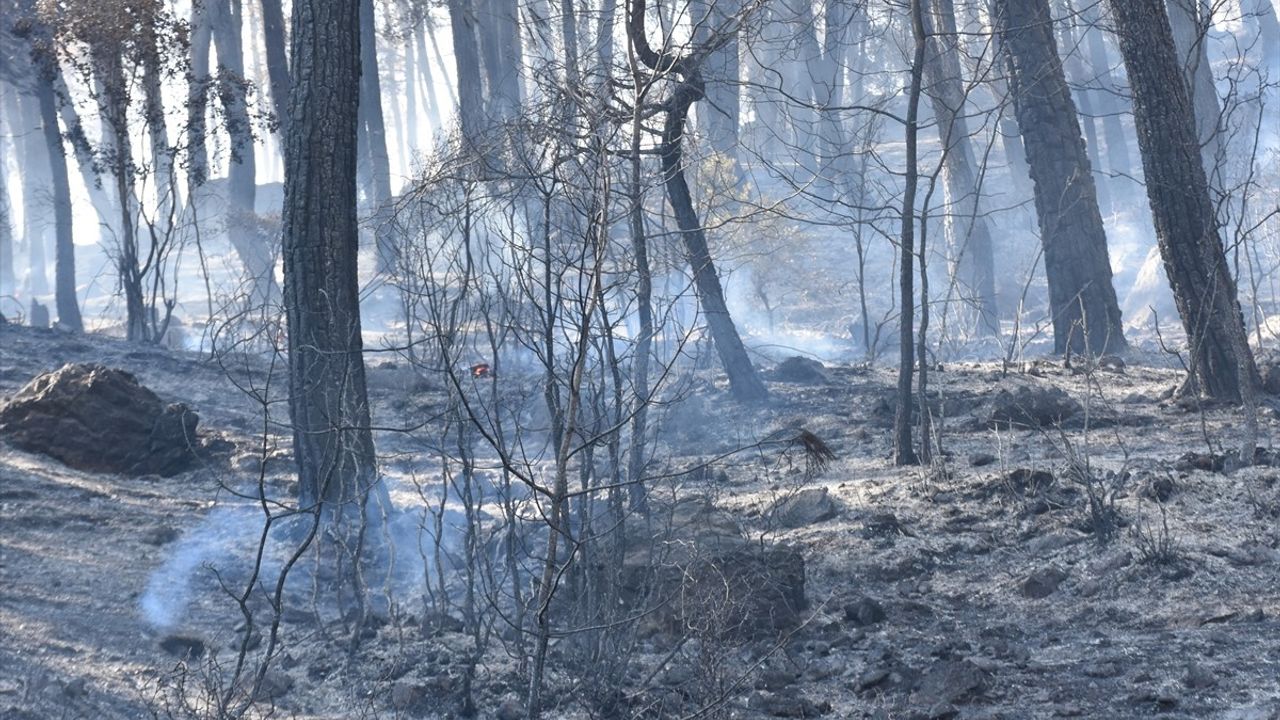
xmin=920 ymin=0 xmax=999 ymax=336
xmin=627 ymin=0 xmax=768 ymax=402
xmin=358 ymin=0 xmax=397 ymax=271
xmin=447 ymin=0 xmax=487 ymax=147
xmin=281 ymin=0 xmax=382 ymax=515
xmin=1165 ymin=0 xmax=1224 ymax=182
xmin=1107 ymin=0 xmax=1258 ymax=404
xmin=895 ymin=0 xmax=926 ymax=467
xmin=995 ymin=0 xmax=1127 ymax=356
xmin=260 ymin=0 xmax=291 ymax=136
xmin=26 ymin=19 xmax=82 ymax=332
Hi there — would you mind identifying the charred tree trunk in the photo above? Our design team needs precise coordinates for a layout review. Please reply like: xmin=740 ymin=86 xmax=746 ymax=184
xmin=283 ymin=0 xmax=383 ymax=514
xmin=1080 ymin=2 xmax=1134 ymax=188
xmin=50 ymin=70 xmax=119 ymax=243
xmin=188 ymin=0 xmax=212 ymax=192
xmin=628 ymin=0 xmax=767 ymax=401
xmin=93 ymin=46 xmax=148 ymax=342
xmin=984 ymin=15 xmax=1029 ymax=180
xmin=478 ymin=0 xmax=521 ymax=121
xmin=14 ymin=93 xmax=50 ymax=297
xmin=921 ymin=0 xmax=999 ymax=336
xmin=1107 ymin=0 xmax=1258 ymax=403
xmin=261 ymin=0 xmax=291 ymax=136
xmin=211 ymin=0 xmax=274 ymax=303
xmin=358 ymin=0 xmax=397 ymax=271
xmin=413 ymin=19 xmax=444 ymax=132
xmin=33 ymin=47 xmax=83 ymax=332
xmin=895 ymin=0 xmax=926 ymax=467
xmin=1166 ymin=0 xmax=1223 ymax=182
xmin=448 ymin=0 xmax=487 ymax=147
xmin=692 ymin=0 xmax=740 ymax=167
xmin=1059 ymin=15 xmax=1113 ymax=216
xmin=996 ymin=0 xmax=1127 ymax=355
xmin=211 ymin=0 xmax=256 ymax=215
xmin=626 ymin=95 xmax=654 ymax=512
xmin=141 ymin=35 xmax=176 ymax=227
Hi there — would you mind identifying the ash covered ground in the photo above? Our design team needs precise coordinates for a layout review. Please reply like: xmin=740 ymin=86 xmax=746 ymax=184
xmin=2 ymin=322 xmax=1280 ymax=719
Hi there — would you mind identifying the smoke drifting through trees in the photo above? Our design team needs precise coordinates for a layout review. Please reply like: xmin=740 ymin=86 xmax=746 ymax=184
xmin=1 ymin=0 xmax=1280 ymax=716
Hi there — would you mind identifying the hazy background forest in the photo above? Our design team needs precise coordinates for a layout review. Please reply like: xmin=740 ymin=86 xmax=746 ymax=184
xmin=1 ymin=0 xmax=1280 ymax=717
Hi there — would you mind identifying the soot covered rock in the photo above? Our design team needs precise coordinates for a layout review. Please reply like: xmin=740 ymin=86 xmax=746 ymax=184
xmin=0 ymin=363 xmax=199 ymax=476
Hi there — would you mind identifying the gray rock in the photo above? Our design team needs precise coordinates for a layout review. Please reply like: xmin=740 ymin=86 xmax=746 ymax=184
xmin=389 ymin=680 xmax=424 ymax=711
xmin=748 ymin=690 xmax=828 ymax=718
xmin=622 ymin=498 xmax=806 ymax=640
xmin=495 ymin=697 xmax=524 ymax=720
xmin=0 ymin=364 xmax=199 ymax=476
xmin=986 ymin=382 xmax=1082 ymax=429
xmin=1088 ymin=551 xmax=1133 ymax=577
xmin=757 ymin=667 xmax=798 ymax=691
xmin=1021 ymin=567 xmax=1068 ymax=599
xmin=857 ymin=668 xmax=889 ymax=690
xmin=844 ymin=597 xmax=886 ymax=627
xmin=912 ymin=659 xmax=987 ymax=707
xmin=1027 ymin=531 xmax=1084 ymax=555
xmin=770 ymin=356 xmax=829 ymax=384
xmin=252 ymin=670 xmax=293 ymax=702
xmin=1260 ymin=353 xmax=1280 ymax=395
xmin=769 ymin=487 xmax=839 ymax=528
xmin=28 ymin=300 xmax=49 ymax=330
xmin=62 ymin=678 xmax=87 ymax=699
xmin=1077 ymin=579 xmax=1103 ymax=597
xmin=158 ymin=635 xmax=205 ymax=660
xmin=969 ymin=452 xmax=997 ymax=467
xmin=1182 ymin=663 xmax=1216 ymax=690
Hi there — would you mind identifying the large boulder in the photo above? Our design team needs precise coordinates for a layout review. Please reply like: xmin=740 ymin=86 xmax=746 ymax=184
xmin=0 ymin=363 xmax=199 ymax=476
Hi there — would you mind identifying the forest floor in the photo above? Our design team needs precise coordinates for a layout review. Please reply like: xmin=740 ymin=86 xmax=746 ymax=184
xmin=2 ymin=322 xmax=1280 ymax=719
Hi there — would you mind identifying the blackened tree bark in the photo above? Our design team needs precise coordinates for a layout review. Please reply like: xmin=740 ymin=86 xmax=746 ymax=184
xmin=995 ymin=0 xmax=1127 ymax=355
xmin=141 ymin=30 xmax=176 ymax=226
xmin=283 ymin=0 xmax=382 ymax=514
xmin=1166 ymin=0 xmax=1223 ymax=182
xmin=1058 ymin=13 xmax=1112 ymax=216
xmin=14 ymin=93 xmax=50 ymax=296
xmin=210 ymin=0 xmax=277 ymax=302
xmin=692 ymin=0 xmax=740 ymax=167
xmin=982 ymin=1 xmax=1029 ymax=179
xmin=448 ymin=0 xmax=487 ymax=146
xmin=921 ymin=0 xmax=999 ymax=336
xmin=13 ymin=95 xmax=50 ymax=294
xmin=628 ymin=0 xmax=768 ymax=402
xmin=187 ymin=0 xmax=212 ymax=192
xmin=1107 ymin=0 xmax=1258 ymax=403
xmin=210 ymin=0 xmax=256 ymax=216
xmin=261 ymin=0 xmax=291 ymax=135
xmin=478 ymin=0 xmax=521 ymax=121
xmin=92 ymin=43 xmax=148 ymax=341
xmin=815 ymin=0 xmax=849 ymax=180
xmin=1080 ymin=1 xmax=1133 ymax=187
xmin=31 ymin=37 xmax=83 ymax=331
xmin=412 ymin=19 xmax=444 ymax=131
xmin=51 ymin=70 xmax=119 ymax=242
xmin=895 ymin=0 xmax=926 ymax=467
xmin=358 ymin=0 xmax=396 ymax=271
